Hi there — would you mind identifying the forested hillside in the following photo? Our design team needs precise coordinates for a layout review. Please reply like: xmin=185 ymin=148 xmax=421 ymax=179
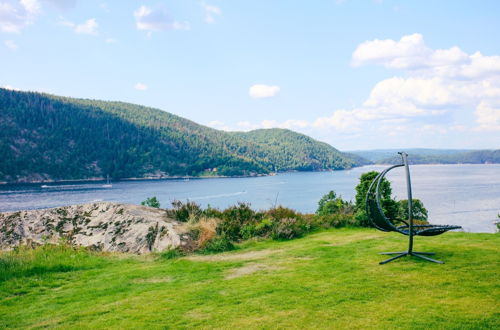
xmin=0 ymin=88 xmax=364 ymax=183
xmin=232 ymin=129 xmax=369 ymax=171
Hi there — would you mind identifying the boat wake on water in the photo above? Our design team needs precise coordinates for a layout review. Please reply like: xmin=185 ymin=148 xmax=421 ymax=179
xmin=189 ymin=191 xmax=247 ymax=201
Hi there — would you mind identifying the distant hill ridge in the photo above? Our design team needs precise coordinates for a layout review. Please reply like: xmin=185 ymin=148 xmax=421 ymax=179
xmin=0 ymin=88 xmax=365 ymax=183
xmin=350 ymin=149 xmax=500 ymax=164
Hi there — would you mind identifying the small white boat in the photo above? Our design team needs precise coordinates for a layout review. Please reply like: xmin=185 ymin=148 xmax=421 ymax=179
xmin=102 ymin=175 xmax=112 ymax=188
xmin=41 ymin=185 xmax=50 ymax=188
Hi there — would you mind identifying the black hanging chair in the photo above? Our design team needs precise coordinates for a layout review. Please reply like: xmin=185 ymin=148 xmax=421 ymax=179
xmin=366 ymin=152 xmax=461 ymax=264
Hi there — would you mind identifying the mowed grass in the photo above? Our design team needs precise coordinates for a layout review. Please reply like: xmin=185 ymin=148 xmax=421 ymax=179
xmin=0 ymin=228 xmax=498 ymax=329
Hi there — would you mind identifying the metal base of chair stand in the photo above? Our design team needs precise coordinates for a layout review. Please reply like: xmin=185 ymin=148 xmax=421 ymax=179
xmin=379 ymin=251 xmax=443 ymax=264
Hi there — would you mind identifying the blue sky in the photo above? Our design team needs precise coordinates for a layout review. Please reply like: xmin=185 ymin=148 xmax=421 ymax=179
xmin=1 ymin=0 xmax=500 ymax=150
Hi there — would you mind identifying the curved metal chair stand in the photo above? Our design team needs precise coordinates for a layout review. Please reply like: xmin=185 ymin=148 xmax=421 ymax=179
xmin=366 ymin=152 xmax=461 ymax=264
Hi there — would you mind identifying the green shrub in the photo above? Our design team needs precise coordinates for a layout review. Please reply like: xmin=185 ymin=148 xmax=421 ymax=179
xmin=141 ymin=196 xmax=160 ymax=208
xmin=240 ymin=224 xmax=257 ymax=240
xmin=201 ymin=235 xmax=234 ymax=253
xmin=203 ymin=205 xmax=223 ymax=219
xmin=255 ymin=218 xmax=274 ymax=236
xmin=219 ymin=203 xmax=262 ymax=241
xmin=166 ymin=200 xmax=203 ymax=222
xmin=265 ymin=206 xmax=301 ymax=220
xmin=271 ymin=217 xmax=304 ymax=240
xmin=314 ymin=213 xmax=357 ymax=228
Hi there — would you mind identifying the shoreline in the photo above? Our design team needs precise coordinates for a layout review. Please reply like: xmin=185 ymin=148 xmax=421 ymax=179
xmin=2 ymin=163 xmax=500 ymax=185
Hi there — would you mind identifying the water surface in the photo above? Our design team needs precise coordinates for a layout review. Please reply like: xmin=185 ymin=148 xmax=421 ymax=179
xmin=1 ymin=164 xmax=498 ymax=233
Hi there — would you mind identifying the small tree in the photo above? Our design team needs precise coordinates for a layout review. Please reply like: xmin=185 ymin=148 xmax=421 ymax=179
xmin=354 ymin=171 xmax=398 ymax=226
xmin=141 ymin=196 xmax=160 ymax=208
xmin=397 ymin=199 xmax=428 ymax=221
xmin=316 ymin=191 xmax=348 ymax=216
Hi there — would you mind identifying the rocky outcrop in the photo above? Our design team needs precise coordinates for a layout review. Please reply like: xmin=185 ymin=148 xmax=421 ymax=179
xmin=0 ymin=202 xmax=189 ymax=254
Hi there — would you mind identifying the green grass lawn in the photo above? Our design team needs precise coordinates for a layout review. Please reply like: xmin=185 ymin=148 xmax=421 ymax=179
xmin=1 ymin=228 xmax=499 ymax=329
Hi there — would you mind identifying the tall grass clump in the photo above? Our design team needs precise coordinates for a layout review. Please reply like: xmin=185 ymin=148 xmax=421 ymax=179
xmin=0 ymin=243 xmax=104 ymax=282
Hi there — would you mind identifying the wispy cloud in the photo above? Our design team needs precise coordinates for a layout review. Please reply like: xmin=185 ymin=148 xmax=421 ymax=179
xmin=249 ymin=84 xmax=280 ymax=98
xmin=134 ymin=83 xmax=148 ymax=91
xmin=59 ymin=17 xmax=99 ymax=35
xmin=201 ymin=1 xmax=221 ymax=24
xmin=134 ymin=5 xmax=190 ymax=36
xmin=0 ymin=0 xmax=41 ymax=33
xmin=4 ymin=39 xmax=18 ymax=49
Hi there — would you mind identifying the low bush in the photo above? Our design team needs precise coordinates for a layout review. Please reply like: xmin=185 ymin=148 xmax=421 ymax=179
xmin=218 ymin=203 xmax=263 ymax=241
xmin=166 ymin=200 xmax=203 ymax=222
xmin=271 ymin=217 xmax=304 ymax=240
xmin=141 ymin=196 xmax=160 ymax=208
xmin=157 ymin=190 xmax=380 ymax=255
xmin=201 ymin=234 xmax=234 ymax=253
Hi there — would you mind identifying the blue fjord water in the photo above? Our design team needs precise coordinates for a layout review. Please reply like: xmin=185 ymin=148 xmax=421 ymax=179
xmin=1 ymin=164 xmax=499 ymax=233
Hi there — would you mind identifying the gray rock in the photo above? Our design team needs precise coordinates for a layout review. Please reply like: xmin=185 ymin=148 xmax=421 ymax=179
xmin=0 ymin=202 xmax=189 ymax=254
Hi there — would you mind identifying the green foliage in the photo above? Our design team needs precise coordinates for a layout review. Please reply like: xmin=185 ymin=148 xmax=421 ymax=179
xmin=316 ymin=191 xmax=350 ymax=216
xmin=271 ymin=217 xmax=305 ymax=240
xmin=141 ymin=196 xmax=160 ymax=208
xmin=218 ymin=203 xmax=262 ymax=241
xmin=0 ymin=88 xmax=364 ymax=183
xmin=200 ymin=234 xmax=234 ymax=253
xmin=166 ymin=200 xmax=203 ymax=222
xmin=397 ymin=199 xmax=428 ymax=221
xmin=354 ymin=171 xmax=399 ymax=227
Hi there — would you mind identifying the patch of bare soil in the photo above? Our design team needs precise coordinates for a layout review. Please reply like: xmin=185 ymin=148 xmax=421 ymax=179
xmin=186 ymin=249 xmax=280 ymax=262
xmin=132 ymin=277 xmax=173 ymax=283
xmin=225 ymin=263 xmax=281 ymax=279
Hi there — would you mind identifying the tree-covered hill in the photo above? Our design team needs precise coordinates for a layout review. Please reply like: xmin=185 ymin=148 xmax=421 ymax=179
xmin=232 ymin=129 xmax=370 ymax=171
xmin=0 ymin=88 xmax=364 ymax=183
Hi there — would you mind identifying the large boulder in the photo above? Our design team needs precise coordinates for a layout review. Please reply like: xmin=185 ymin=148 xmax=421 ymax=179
xmin=0 ymin=202 xmax=189 ymax=254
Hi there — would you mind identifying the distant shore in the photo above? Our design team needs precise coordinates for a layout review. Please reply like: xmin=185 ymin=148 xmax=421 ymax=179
xmin=3 ymin=163 xmax=500 ymax=185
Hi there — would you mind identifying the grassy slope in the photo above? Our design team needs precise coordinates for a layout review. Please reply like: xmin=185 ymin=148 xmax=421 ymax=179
xmin=1 ymin=229 xmax=498 ymax=329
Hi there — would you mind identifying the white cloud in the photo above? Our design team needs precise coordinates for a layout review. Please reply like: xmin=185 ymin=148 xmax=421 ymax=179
xmin=1 ymin=84 xmax=21 ymax=90
xmin=134 ymin=5 xmax=190 ymax=34
xmin=226 ymin=34 xmax=500 ymax=144
xmin=249 ymin=84 xmax=280 ymax=98
xmin=207 ymin=120 xmax=231 ymax=131
xmin=313 ymin=110 xmax=361 ymax=131
xmin=352 ymin=33 xmax=500 ymax=80
xmin=0 ymin=0 xmax=40 ymax=33
xmin=201 ymin=1 xmax=221 ymax=24
xmin=60 ymin=18 xmax=99 ymax=35
xmin=475 ymin=102 xmax=500 ymax=131
xmin=75 ymin=18 xmax=97 ymax=34
xmin=104 ymin=37 xmax=116 ymax=44
xmin=346 ymin=33 xmax=500 ymax=134
xmin=134 ymin=83 xmax=148 ymax=91
xmin=4 ymin=39 xmax=18 ymax=49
